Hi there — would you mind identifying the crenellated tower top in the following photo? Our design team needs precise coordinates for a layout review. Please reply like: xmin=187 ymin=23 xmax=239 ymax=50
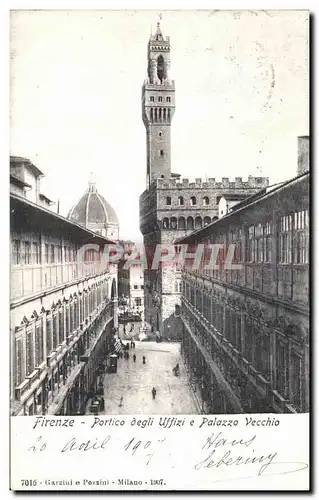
xmin=142 ymin=18 xmax=175 ymax=188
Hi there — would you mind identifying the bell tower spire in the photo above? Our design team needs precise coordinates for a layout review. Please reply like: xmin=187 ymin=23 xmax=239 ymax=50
xmin=142 ymin=17 xmax=175 ymax=188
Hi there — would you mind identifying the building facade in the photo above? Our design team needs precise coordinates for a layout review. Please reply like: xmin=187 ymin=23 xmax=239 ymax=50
xmin=10 ymin=156 xmax=55 ymax=209
xmin=139 ymin=23 xmax=269 ymax=338
xmin=118 ymin=241 xmax=144 ymax=309
xmin=10 ymin=168 xmax=118 ymax=416
xmin=178 ymin=170 xmax=309 ymax=414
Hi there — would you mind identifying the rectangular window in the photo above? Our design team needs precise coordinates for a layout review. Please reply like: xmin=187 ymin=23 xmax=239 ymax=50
xmin=70 ymin=302 xmax=74 ymax=334
xmin=34 ymin=320 xmax=43 ymax=367
xmin=24 ymin=241 xmax=31 ymax=265
xmin=158 ymin=96 xmax=162 ymax=102
xmin=263 ymin=222 xmax=272 ymax=262
xmin=46 ymin=316 xmax=52 ymax=356
xmin=133 ymin=285 xmax=138 ymax=290
xmin=279 ymin=214 xmax=293 ymax=263
xmin=244 ymin=316 xmax=254 ymax=363
xmin=32 ymin=242 xmax=40 ymax=264
xmin=247 ymin=226 xmax=255 ymax=262
xmin=50 ymin=244 xmax=55 ymax=264
xmin=65 ymin=306 xmax=69 ymax=338
xmin=12 ymin=239 xmax=21 ymax=265
xmin=276 ymin=339 xmax=289 ymax=398
xmin=45 ymin=244 xmax=49 ymax=264
xmin=52 ymin=313 xmax=58 ymax=350
xmin=74 ymin=300 xmax=78 ymax=329
xmin=150 ymin=96 xmax=154 ymax=102
xmin=294 ymin=209 xmax=308 ymax=264
xmin=291 ymin=351 xmax=302 ymax=410
xmin=56 ymin=245 xmax=62 ymax=264
xmin=166 ymin=96 xmax=171 ymax=102
xmin=160 ymin=149 xmax=164 ymax=157
xmin=64 ymin=245 xmax=67 ymax=262
xmin=135 ymin=297 xmax=142 ymax=307
xmin=58 ymin=308 xmax=64 ymax=343
xmin=15 ymin=337 xmax=23 ymax=386
xmin=26 ymin=327 xmax=34 ymax=376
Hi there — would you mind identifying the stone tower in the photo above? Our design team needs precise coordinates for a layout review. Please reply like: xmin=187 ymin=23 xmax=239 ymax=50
xmin=142 ymin=20 xmax=175 ymax=188
xmin=140 ymin=22 xmax=270 ymax=339
xmin=140 ymin=20 xmax=181 ymax=339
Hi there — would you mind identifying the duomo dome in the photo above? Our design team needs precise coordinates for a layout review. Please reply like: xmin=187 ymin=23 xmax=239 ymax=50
xmin=68 ymin=179 xmax=119 ymax=240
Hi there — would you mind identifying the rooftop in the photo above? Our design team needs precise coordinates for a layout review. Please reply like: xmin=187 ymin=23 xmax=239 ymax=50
xmin=10 ymin=156 xmax=44 ymax=178
xmin=11 ymin=192 xmax=117 ymax=245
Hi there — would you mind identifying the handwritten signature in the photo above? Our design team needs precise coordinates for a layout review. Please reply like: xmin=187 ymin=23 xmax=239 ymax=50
xmin=193 ymin=432 xmax=308 ymax=479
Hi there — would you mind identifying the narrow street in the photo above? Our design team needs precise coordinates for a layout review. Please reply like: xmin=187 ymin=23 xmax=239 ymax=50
xmin=101 ymin=341 xmax=199 ymax=414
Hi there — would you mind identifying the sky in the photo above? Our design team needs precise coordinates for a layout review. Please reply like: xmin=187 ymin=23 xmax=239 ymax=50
xmin=10 ymin=10 xmax=309 ymax=241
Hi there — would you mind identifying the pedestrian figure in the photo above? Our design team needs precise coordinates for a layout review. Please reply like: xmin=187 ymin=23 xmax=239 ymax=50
xmin=152 ymin=387 xmax=157 ymax=400
xmin=133 ymin=342 xmax=136 ymax=349
xmin=142 ymin=356 xmax=146 ymax=365
xmin=126 ymin=343 xmax=130 ymax=350
xmin=131 ymin=340 xmax=134 ymax=348
xmin=133 ymin=354 xmax=136 ymax=363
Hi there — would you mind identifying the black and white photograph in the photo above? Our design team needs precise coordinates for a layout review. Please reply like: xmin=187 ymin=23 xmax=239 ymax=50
xmin=9 ymin=9 xmax=310 ymax=491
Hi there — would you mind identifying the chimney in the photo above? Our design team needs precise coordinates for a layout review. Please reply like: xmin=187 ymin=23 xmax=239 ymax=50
xmin=297 ymin=136 xmax=309 ymax=175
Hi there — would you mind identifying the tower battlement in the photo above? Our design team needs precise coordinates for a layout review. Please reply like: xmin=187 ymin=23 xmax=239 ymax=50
xmin=143 ymin=79 xmax=175 ymax=88
xmin=154 ymin=175 xmax=269 ymax=190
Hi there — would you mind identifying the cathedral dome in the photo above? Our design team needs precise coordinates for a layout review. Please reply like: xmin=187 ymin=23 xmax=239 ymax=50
xmin=68 ymin=179 xmax=119 ymax=239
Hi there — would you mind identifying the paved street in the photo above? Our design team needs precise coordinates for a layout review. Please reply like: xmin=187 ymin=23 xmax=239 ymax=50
xmin=102 ymin=341 xmax=199 ymax=414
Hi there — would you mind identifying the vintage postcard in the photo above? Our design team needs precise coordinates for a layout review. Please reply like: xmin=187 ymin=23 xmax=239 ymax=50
xmin=9 ymin=9 xmax=309 ymax=491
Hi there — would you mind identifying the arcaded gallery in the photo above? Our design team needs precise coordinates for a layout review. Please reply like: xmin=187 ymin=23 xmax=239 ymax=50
xmin=178 ymin=171 xmax=309 ymax=414
xmin=10 ymin=157 xmax=118 ymax=416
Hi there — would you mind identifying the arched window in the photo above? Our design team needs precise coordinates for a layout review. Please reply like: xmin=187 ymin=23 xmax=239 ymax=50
xmin=204 ymin=216 xmax=211 ymax=226
xmin=157 ymin=55 xmax=165 ymax=82
xmin=178 ymin=196 xmax=184 ymax=206
xmin=163 ymin=218 xmax=169 ymax=229
xmin=154 ymin=108 xmax=158 ymax=122
xmin=175 ymin=304 xmax=181 ymax=316
xmin=191 ymin=196 xmax=197 ymax=206
xmin=203 ymin=196 xmax=209 ymax=206
xmin=178 ymin=217 xmax=186 ymax=230
xmin=166 ymin=196 xmax=171 ymax=206
xmin=170 ymin=217 xmax=177 ymax=230
xmin=187 ymin=217 xmax=194 ymax=230
xmin=195 ymin=217 xmax=202 ymax=230
xmin=159 ymin=108 xmax=162 ymax=121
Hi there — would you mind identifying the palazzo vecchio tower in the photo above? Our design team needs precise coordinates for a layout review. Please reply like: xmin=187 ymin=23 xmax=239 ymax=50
xmin=139 ymin=20 xmax=179 ymax=339
xmin=139 ymin=20 xmax=269 ymax=338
